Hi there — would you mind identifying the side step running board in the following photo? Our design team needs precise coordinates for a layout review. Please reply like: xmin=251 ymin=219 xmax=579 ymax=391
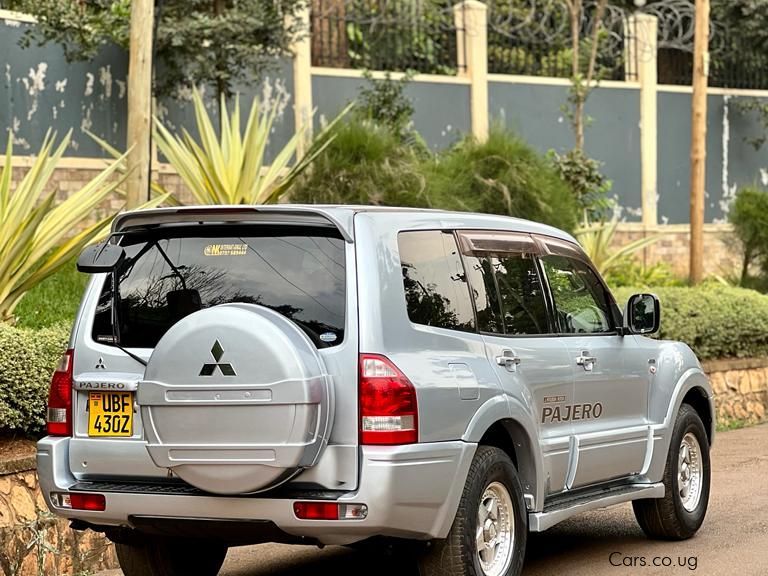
xmin=529 ymin=482 xmax=664 ymax=532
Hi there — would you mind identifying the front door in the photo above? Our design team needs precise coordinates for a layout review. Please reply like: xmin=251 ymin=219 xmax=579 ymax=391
xmin=537 ymin=237 xmax=650 ymax=489
xmin=457 ymin=231 xmax=574 ymax=495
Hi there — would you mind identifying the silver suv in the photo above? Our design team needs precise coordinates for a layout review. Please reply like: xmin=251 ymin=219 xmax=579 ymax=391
xmin=38 ymin=206 xmax=714 ymax=576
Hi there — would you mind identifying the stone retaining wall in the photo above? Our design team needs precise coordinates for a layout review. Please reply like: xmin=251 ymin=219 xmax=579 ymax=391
xmin=704 ymin=358 xmax=768 ymax=425
xmin=0 ymin=455 xmax=116 ymax=576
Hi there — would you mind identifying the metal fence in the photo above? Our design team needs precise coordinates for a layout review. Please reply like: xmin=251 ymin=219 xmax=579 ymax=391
xmin=659 ymin=29 xmax=768 ymax=90
xmin=486 ymin=0 xmax=630 ymax=81
xmin=310 ymin=0 xmax=465 ymax=75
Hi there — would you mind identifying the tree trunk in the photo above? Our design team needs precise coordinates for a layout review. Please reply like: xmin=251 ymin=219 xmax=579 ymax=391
xmin=689 ymin=0 xmax=710 ymax=284
xmin=214 ymin=0 xmax=227 ymax=117
xmin=126 ymin=0 xmax=154 ymax=207
xmin=569 ymin=0 xmax=583 ymax=151
xmin=740 ymin=248 xmax=751 ymax=286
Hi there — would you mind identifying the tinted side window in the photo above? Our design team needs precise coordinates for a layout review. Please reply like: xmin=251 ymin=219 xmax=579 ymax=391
xmin=494 ymin=254 xmax=549 ymax=335
xmin=463 ymin=252 xmax=549 ymax=335
xmin=398 ymin=231 xmax=475 ymax=332
xmin=462 ymin=254 xmax=504 ymax=334
xmin=541 ymin=255 xmax=614 ymax=334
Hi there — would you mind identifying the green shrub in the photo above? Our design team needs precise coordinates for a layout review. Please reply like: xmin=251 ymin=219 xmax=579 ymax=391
xmin=605 ymin=260 xmax=683 ymax=290
xmin=14 ymin=259 xmax=87 ymax=329
xmin=728 ymin=185 xmax=768 ymax=286
xmin=424 ymin=128 xmax=579 ymax=232
xmin=294 ymin=123 xmax=579 ymax=232
xmin=613 ymin=285 xmax=768 ymax=360
xmin=290 ymin=119 xmax=427 ymax=206
xmin=549 ymin=148 xmax=613 ymax=224
xmin=355 ymin=71 xmax=416 ymax=142
xmin=0 ymin=323 xmax=70 ymax=435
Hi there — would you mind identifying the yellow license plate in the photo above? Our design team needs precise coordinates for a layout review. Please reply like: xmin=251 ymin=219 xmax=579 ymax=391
xmin=88 ymin=392 xmax=133 ymax=437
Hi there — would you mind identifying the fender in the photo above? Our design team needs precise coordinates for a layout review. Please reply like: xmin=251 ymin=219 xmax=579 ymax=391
xmin=462 ymin=395 xmax=545 ymax=512
xmin=645 ymin=365 xmax=714 ymax=482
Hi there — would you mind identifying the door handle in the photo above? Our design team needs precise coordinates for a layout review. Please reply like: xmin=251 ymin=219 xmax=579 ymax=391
xmin=576 ymin=351 xmax=597 ymax=372
xmin=496 ymin=350 xmax=521 ymax=372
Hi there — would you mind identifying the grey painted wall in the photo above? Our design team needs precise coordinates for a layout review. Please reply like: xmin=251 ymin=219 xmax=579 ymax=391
xmin=490 ymin=81 xmax=643 ymax=221
xmin=3 ymin=18 xmax=768 ymax=223
xmin=311 ymin=74 xmax=470 ymax=150
xmin=658 ymin=92 xmax=768 ymax=224
xmin=1 ymin=19 xmax=128 ymax=157
xmin=1 ymin=19 xmax=294 ymax=162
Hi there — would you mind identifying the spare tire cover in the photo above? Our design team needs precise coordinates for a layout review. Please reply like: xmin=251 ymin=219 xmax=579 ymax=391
xmin=138 ymin=303 xmax=333 ymax=495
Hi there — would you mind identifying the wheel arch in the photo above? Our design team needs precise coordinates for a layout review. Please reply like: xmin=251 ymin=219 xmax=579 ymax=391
xmin=463 ymin=396 xmax=543 ymax=511
xmin=681 ymin=385 xmax=714 ymax=446
xmin=478 ymin=419 xmax=539 ymax=510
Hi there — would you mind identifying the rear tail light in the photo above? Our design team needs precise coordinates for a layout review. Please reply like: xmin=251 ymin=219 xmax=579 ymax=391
xmin=47 ymin=349 xmax=74 ymax=436
xmin=293 ymin=501 xmax=367 ymax=520
xmin=52 ymin=492 xmax=106 ymax=511
xmin=359 ymin=354 xmax=418 ymax=445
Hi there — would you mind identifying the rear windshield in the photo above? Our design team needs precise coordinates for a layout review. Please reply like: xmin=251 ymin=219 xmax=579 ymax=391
xmin=92 ymin=225 xmax=346 ymax=348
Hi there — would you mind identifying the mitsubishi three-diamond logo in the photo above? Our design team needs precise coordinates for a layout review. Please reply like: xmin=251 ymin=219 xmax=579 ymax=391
xmin=199 ymin=340 xmax=236 ymax=376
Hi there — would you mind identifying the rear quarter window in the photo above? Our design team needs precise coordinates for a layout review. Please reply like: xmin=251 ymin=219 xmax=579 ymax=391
xmin=397 ymin=230 xmax=475 ymax=332
xmin=92 ymin=226 xmax=346 ymax=348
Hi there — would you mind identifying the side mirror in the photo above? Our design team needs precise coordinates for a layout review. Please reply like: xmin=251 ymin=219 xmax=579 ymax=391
xmin=77 ymin=243 xmax=125 ymax=273
xmin=625 ymin=293 xmax=660 ymax=335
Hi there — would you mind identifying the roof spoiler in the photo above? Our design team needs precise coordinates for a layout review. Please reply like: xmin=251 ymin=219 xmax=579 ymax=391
xmin=112 ymin=206 xmax=354 ymax=242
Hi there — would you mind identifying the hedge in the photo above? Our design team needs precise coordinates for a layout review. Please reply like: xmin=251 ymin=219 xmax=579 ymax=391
xmin=0 ymin=323 xmax=69 ymax=435
xmin=3 ymin=284 xmax=768 ymax=434
xmin=614 ymin=285 xmax=768 ymax=361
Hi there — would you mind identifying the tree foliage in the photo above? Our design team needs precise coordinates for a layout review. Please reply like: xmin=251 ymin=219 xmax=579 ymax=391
xmin=728 ymin=186 xmax=768 ymax=287
xmin=7 ymin=0 xmax=304 ymax=98
xmin=711 ymin=0 xmax=768 ymax=49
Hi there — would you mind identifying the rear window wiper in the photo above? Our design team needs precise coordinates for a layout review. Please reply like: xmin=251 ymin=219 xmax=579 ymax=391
xmin=103 ymin=236 xmax=188 ymax=369
xmin=108 ymin=268 xmax=148 ymax=367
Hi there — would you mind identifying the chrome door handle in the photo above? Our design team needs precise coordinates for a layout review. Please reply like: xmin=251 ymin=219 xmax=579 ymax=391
xmin=576 ymin=351 xmax=597 ymax=372
xmin=496 ymin=350 xmax=521 ymax=372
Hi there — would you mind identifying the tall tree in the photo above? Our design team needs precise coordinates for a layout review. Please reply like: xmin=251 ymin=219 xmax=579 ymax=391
xmin=563 ymin=0 xmax=609 ymax=151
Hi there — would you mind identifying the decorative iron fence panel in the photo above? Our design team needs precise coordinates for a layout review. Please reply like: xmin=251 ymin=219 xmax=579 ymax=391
xmin=486 ymin=0 xmax=629 ymax=81
xmin=311 ymin=0 xmax=465 ymax=74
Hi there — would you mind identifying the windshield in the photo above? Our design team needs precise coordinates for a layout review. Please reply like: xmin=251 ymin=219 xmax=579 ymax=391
xmin=92 ymin=225 xmax=346 ymax=348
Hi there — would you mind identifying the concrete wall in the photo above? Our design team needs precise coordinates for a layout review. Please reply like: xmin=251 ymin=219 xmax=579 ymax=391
xmin=657 ymin=90 xmax=768 ymax=225
xmin=312 ymin=70 xmax=471 ymax=151
xmin=490 ymin=79 xmax=643 ymax=220
xmin=0 ymin=17 xmax=128 ymax=158
xmin=0 ymin=17 xmax=295 ymax=163
xmin=3 ymin=14 xmax=768 ymax=226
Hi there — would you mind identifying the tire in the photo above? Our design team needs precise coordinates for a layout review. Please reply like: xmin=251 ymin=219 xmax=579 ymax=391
xmin=633 ymin=403 xmax=711 ymax=540
xmin=418 ymin=446 xmax=527 ymax=576
xmin=115 ymin=536 xmax=228 ymax=576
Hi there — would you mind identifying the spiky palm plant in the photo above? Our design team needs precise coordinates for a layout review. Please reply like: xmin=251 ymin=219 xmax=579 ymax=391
xmin=0 ymin=131 xmax=164 ymax=322
xmin=152 ymin=89 xmax=346 ymax=205
xmin=575 ymin=218 xmax=660 ymax=278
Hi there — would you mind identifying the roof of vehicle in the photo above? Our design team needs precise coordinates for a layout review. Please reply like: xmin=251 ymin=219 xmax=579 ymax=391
xmin=112 ymin=205 xmax=578 ymax=244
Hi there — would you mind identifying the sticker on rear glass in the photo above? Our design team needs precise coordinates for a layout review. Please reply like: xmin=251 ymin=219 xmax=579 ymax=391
xmin=320 ymin=332 xmax=337 ymax=343
xmin=204 ymin=243 xmax=248 ymax=256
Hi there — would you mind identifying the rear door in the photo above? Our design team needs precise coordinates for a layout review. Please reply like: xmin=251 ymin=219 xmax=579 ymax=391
xmin=457 ymin=231 xmax=574 ymax=495
xmin=69 ymin=223 xmax=359 ymax=491
xmin=537 ymin=236 xmax=650 ymax=489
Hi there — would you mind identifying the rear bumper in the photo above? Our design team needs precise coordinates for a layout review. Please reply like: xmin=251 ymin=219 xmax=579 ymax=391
xmin=37 ymin=437 xmax=475 ymax=545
